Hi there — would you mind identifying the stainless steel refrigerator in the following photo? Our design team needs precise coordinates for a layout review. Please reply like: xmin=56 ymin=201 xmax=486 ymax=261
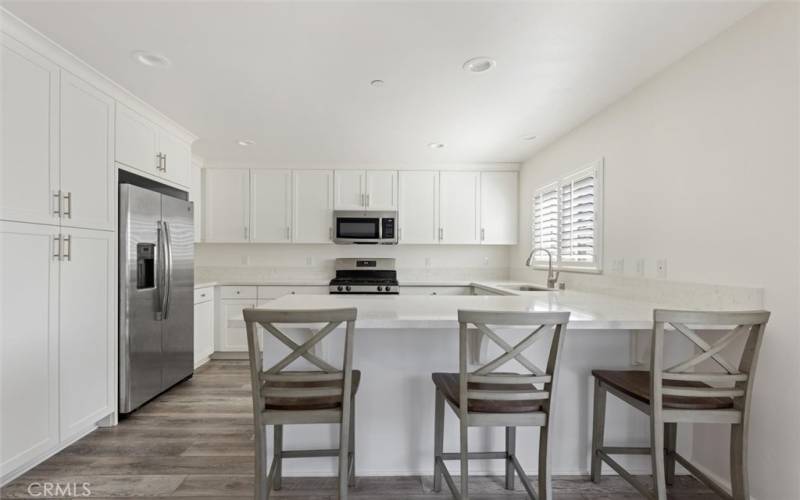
xmin=119 ymin=183 xmax=194 ymax=414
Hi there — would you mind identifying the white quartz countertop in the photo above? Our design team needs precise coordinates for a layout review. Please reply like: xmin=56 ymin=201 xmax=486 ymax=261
xmin=256 ymin=289 xmax=663 ymax=330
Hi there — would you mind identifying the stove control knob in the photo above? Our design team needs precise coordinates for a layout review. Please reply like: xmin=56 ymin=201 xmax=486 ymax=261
xmin=337 ymin=285 xmax=343 ymax=292
xmin=385 ymin=285 xmax=391 ymax=292
xmin=377 ymin=286 xmax=383 ymax=292
xmin=345 ymin=285 xmax=351 ymax=292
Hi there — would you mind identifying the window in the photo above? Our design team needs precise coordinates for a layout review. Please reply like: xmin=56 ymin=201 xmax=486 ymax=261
xmin=531 ymin=160 xmax=603 ymax=272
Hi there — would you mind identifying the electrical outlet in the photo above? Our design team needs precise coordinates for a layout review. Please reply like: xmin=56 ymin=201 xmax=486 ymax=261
xmin=240 ymin=255 xmax=249 ymax=265
xmin=612 ymin=259 xmax=624 ymax=274
xmin=483 ymin=257 xmax=490 ymax=266
xmin=656 ymin=259 xmax=668 ymax=279
xmin=306 ymin=256 xmax=313 ymax=266
xmin=635 ymin=259 xmax=645 ymax=277
xmin=425 ymin=257 xmax=431 ymax=268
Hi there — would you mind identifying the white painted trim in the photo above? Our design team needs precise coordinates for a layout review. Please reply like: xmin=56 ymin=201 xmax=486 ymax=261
xmin=117 ymin=164 xmax=189 ymax=191
xmin=0 ymin=7 xmax=197 ymax=144
xmin=202 ymin=162 xmax=520 ymax=172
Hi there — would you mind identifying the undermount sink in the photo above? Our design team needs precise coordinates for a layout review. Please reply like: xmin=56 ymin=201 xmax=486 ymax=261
xmin=503 ymin=284 xmax=556 ymax=292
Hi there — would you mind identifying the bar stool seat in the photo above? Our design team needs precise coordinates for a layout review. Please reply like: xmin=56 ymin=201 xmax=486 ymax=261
xmin=265 ymin=370 xmax=362 ymax=411
xmin=591 ymin=370 xmax=733 ymax=410
xmin=432 ymin=372 xmax=544 ymax=413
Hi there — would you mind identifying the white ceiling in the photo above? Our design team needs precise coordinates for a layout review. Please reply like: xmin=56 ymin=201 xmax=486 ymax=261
xmin=4 ymin=1 xmax=761 ymax=164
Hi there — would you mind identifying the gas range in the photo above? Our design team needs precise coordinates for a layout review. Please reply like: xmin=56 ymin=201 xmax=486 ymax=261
xmin=329 ymin=258 xmax=399 ymax=295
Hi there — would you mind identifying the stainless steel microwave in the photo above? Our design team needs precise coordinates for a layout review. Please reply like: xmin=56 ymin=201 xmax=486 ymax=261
xmin=333 ymin=210 xmax=398 ymax=244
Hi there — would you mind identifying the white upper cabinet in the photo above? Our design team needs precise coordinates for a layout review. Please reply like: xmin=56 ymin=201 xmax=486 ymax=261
xmin=0 ymin=222 xmax=60 ymax=476
xmin=293 ymin=170 xmax=334 ymax=243
xmin=480 ymin=171 xmax=518 ymax=245
xmin=115 ymin=104 xmax=192 ymax=188
xmin=115 ymin=104 xmax=158 ymax=176
xmin=59 ymin=71 xmax=115 ymax=231
xmin=204 ymin=168 xmax=250 ymax=242
xmin=399 ymin=171 xmax=439 ymax=244
xmin=334 ymin=170 xmax=366 ymax=210
xmin=0 ymin=34 xmax=59 ymax=226
xmin=439 ymin=171 xmax=481 ymax=244
xmin=250 ymin=170 xmax=292 ymax=243
xmin=58 ymin=228 xmax=114 ymax=440
xmin=366 ymin=171 xmax=398 ymax=210
xmin=190 ymin=161 xmax=203 ymax=243
xmin=158 ymin=128 xmax=192 ymax=187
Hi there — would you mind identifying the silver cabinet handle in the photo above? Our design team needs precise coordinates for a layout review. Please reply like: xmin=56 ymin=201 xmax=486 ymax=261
xmin=439 ymin=227 xmax=443 ymax=241
xmin=329 ymin=227 xmax=333 ymax=240
xmin=480 ymin=228 xmax=485 ymax=241
xmin=63 ymin=234 xmax=71 ymax=261
xmin=63 ymin=192 xmax=72 ymax=219
xmin=53 ymin=234 xmax=62 ymax=260
xmin=156 ymin=153 xmax=162 ymax=171
xmin=286 ymin=226 xmax=290 ymax=240
xmin=366 ymin=193 xmax=370 ymax=207
xmin=53 ymin=190 xmax=62 ymax=217
xmin=244 ymin=226 xmax=249 ymax=240
xmin=360 ymin=193 xmax=365 ymax=207
xmin=162 ymin=153 xmax=167 ymax=172
xmin=398 ymin=227 xmax=402 ymax=241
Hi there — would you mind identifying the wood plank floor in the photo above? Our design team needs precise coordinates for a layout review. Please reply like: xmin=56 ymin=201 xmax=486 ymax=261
xmin=2 ymin=361 xmax=718 ymax=499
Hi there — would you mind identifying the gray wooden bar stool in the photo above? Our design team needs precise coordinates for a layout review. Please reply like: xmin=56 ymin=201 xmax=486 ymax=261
xmin=244 ymin=307 xmax=359 ymax=500
xmin=590 ymin=309 xmax=770 ymax=500
xmin=432 ymin=309 xmax=571 ymax=500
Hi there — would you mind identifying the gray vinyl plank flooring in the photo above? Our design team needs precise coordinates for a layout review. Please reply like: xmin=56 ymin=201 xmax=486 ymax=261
xmin=1 ymin=361 xmax=717 ymax=499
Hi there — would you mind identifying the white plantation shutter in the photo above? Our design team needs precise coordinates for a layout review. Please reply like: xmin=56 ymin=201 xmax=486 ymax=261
xmin=560 ymin=168 xmax=596 ymax=266
xmin=532 ymin=183 xmax=559 ymax=263
xmin=531 ymin=160 xmax=603 ymax=272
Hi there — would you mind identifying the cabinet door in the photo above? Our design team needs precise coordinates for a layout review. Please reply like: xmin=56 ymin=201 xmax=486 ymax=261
xmin=0 ymin=35 xmax=59 ymax=226
xmin=59 ymin=228 xmax=115 ymax=440
xmin=60 ymin=71 xmax=115 ymax=231
xmin=204 ymin=169 xmax=250 ymax=242
xmin=439 ymin=171 xmax=480 ymax=244
xmin=365 ymin=171 xmax=398 ymax=210
xmin=219 ymin=299 xmax=255 ymax=351
xmin=334 ymin=170 xmax=365 ymax=210
xmin=480 ymin=171 xmax=518 ymax=245
xmin=115 ymin=104 xmax=158 ymax=175
xmin=0 ymin=222 xmax=59 ymax=474
xmin=159 ymin=129 xmax=192 ymax=187
xmin=194 ymin=299 xmax=214 ymax=366
xmin=398 ymin=171 xmax=439 ymax=244
xmin=293 ymin=170 xmax=333 ymax=243
xmin=251 ymin=170 xmax=292 ymax=243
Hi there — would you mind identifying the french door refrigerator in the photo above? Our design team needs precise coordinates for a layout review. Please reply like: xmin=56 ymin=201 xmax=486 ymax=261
xmin=119 ymin=183 xmax=194 ymax=414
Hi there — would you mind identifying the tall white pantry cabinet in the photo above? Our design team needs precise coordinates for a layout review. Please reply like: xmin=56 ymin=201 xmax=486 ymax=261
xmin=0 ymin=14 xmax=195 ymax=484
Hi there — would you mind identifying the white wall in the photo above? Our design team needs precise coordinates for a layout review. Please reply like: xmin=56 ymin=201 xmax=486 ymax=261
xmin=511 ymin=4 xmax=799 ymax=499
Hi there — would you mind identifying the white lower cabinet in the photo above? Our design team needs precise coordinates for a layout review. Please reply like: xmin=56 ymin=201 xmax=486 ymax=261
xmin=0 ymin=222 xmax=115 ymax=481
xmin=58 ymin=228 xmax=115 ymax=440
xmin=0 ymin=222 xmax=59 ymax=478
xmin=193 ymin=287 xmax=215 ymax=367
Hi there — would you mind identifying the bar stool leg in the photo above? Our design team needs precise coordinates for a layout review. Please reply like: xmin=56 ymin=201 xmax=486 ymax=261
xmin=505 ymin=427 xmax=516 ymax=490
xmin=433 ymin=389 xmax=444 ymax=492
xmin=650 ymin=414 xmax=667 ymax=500
xmin=730 ymin=423 xmax=750 ymax=500
xmin=460 ymin=417 xmax=469 ymax=499
xmin=273 ymin=425 xmax=283 ymax=490
xmin=664 ymin=423 xmax=677 ymax=486
xmin=255 ymin=425 xmax=269 ymax=500
xmin=590 ymin=379 xmax=607 ymax=483
xmin=339 ymin=402 xmax=352 ymax=500
xmin=349 ymin=397 xmax=356 ymax=487
xmin=538 ymin=424 xmax=553 ymax=500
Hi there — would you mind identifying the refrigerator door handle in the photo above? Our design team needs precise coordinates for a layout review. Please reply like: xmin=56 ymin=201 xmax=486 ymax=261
xmin=163 ymin=221 xmax=173 ymax=319
xmin=157 ymin=221 xmax=167 ymax=320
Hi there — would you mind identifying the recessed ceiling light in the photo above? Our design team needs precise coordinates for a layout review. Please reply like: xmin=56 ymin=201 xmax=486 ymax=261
xmin=522 ymin=135 xmax=537 ymax=141
xmin=428 ymin=142 xmax=445 ymax=149
xmin=462 ymin=57 xmax=496 ymax=73
xmin=237 ymin=139 xmax=255 ymax=147
xmin=131 ymin=50 xmax=172 ymax=68
xmin=370 ymin=79 xmax=385 ymax=87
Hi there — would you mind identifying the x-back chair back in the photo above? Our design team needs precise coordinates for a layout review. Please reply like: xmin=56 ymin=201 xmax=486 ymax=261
xmin=243 ymin=307 xmax=358 ymax=500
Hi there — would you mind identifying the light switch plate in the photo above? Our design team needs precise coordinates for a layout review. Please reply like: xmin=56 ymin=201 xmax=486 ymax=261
xmin=306 ymin=256 xmax=314 ymax=266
